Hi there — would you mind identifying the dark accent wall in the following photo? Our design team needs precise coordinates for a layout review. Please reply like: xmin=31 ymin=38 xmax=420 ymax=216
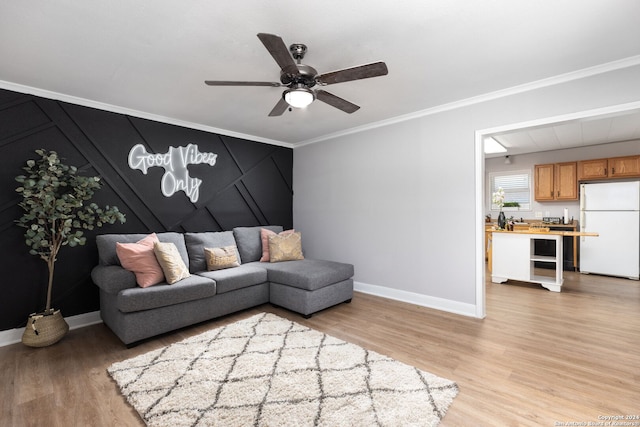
xmin=0 ymin=88 xmax=293 ymax=331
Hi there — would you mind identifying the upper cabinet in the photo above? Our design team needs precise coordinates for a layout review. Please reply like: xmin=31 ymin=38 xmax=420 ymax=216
xmin=609 ymin=155 xmax=640 ymax=178
xmin=577 ymin=158 xmax=608 ymax=180
xmin=534 ymin=156 xmax=640 ymax=203
xmin=555 ymin=162 xmax=579 ymax=200
xmin=578 ymin=155 xmax=640 ymax=180
xmin=534 ymin=162 xmax=578 ymax=201
xmin=534 ymin=164 xmax=555 ymax=201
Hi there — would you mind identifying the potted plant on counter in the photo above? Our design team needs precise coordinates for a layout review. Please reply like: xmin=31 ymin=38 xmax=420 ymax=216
xmin=492 ymin=187 xmax=506 ymax=229
xmin=15 ymin=149 xmax=126 ymax=347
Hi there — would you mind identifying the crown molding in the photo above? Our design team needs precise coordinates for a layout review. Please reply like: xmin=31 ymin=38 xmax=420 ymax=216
xmin=0 ymin=80 xmax=294 ymax=149
xmin=3 ymin=54 xmax=639 ymax=150
xmin=297 ymin=55 xmax=640 ymax=147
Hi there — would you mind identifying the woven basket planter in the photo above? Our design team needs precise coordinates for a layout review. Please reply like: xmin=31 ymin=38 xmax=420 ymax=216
xmin=22 ymin=309 xmax=69 ymax=347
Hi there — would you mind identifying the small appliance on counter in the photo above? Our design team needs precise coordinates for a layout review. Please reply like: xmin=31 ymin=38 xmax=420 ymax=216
xmin=542 ymin=217 xmax=562 ymax=224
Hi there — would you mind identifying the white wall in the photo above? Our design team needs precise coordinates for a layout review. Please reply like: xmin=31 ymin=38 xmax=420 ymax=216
xmin=485 ymin=139 xmax=640 ymax=222
xmin=293 ymin=64 xmax=640 ymax=317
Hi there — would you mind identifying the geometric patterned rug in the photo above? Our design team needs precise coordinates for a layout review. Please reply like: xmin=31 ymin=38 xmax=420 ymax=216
xmin=108 ymin=313 xmax=458 ymax=427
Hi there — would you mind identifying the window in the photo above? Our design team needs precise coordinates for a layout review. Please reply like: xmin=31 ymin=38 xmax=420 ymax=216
xmin=489 ymin=170 xmax=531 ymax=211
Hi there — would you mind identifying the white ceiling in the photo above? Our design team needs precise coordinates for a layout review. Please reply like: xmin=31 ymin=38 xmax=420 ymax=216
xmin=487 ymin=109 xmax=640 ymax=158
xmin=1 ymin=0 xmax=640 ymax=148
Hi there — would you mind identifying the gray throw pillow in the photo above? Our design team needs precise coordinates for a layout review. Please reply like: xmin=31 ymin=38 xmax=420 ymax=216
xmin=184 ymin=231 xmax=239 ymax=272
xmin=232 ymin=226 xmax=283 ymax=263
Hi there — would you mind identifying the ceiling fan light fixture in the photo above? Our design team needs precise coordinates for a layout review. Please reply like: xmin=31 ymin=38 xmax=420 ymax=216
xmin=284 ymin=86 xmax=314 ymax=108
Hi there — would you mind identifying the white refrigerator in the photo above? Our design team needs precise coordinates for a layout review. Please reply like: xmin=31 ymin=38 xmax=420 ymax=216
xmin=580 ymin=181 xmax=640 ymax=280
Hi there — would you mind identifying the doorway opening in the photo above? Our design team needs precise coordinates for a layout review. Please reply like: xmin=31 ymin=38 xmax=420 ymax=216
xmin=474 ymin=101 xmax=640 ymax=318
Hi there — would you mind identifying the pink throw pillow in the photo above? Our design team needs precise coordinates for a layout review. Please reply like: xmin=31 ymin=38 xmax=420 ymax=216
xmin=260 ymin=228 xmax=295 ymax=262
xmin=116 ymin=233 xmax=165 ymax=287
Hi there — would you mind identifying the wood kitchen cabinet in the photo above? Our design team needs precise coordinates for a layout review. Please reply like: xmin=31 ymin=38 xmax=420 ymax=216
xmin=534 ymin=162 xmax=578 ymax=201
xmin=578 ymin=155 xmax=640 ymax=180
xmin=609 ymin=155 xmax=640 ymax=178
xmin=577 ymin=158 xmax=608 ymax=180
xmin=534 ymin=164 xmax=554 ymax=201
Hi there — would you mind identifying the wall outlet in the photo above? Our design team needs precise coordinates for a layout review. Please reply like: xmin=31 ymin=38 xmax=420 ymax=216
xmin=535 ymin=211 xmax=543 ymax=218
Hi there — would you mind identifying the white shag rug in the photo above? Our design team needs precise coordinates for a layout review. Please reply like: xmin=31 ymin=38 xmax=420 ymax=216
xmin=108 ymin=313 xmax=458 ymax=427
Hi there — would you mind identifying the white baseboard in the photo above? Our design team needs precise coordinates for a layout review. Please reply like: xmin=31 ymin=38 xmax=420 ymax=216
xmin=0 ymin=311 xmax=102 ymax=348
xmin=354 ymin=281 xmax=479 ymax=318
xmin=0 ymin=285 xmax=477 ymax=347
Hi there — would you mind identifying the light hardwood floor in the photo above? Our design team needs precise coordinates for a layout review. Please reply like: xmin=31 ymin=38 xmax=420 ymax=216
xmin=2 ymin=270 xmax=639 ymax=426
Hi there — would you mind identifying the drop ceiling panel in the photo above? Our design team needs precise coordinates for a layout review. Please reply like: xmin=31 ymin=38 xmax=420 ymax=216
xmin=608 ymin=115 xmax=640 ymax=142
xmin=528 ymin=127 xmax=560 ymax=150
xmin=553 ymin=122 xmax=582 ymax=148
xmin=487 ymin=110 xmax=640 ymax=157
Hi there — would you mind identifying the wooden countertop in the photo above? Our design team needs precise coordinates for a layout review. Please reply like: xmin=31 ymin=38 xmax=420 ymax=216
xmin=486 ymin=220 xmax=579 ymax=229
xmin=489 ymin=229 xmax=598 ymax=237
xmin=485 ymin=219 xmax=593 ymax=271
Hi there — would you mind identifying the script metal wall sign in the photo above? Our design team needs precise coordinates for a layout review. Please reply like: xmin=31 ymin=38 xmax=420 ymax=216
xmin=128 ymin=143 xmax=217 ymax=203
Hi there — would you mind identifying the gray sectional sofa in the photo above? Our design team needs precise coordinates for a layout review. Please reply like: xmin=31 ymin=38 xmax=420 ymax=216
xmin=91 ymin=226 xmax=354 ymax=345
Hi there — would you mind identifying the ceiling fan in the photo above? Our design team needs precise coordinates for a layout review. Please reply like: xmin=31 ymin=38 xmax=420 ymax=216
xmin=204 ymin=33 xmax=388 ymax=116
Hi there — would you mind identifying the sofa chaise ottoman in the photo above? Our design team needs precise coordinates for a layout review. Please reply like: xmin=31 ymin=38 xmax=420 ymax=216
xmin=232 ymin=226 xmax=354 ymax=318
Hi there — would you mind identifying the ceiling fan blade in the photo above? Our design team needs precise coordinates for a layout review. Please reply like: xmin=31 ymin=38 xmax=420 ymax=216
xmin=316 ymin=90 xmax=360 ymax=114
xmin=317 ymin=61 xmax=388 ymax=85
xmin=257 ymin=33 xmax=298 ymax=75
xmin=205 ymin=80 xmax=281 ymax=87
xmin=268 ymin=97 xmax=289 ymax=117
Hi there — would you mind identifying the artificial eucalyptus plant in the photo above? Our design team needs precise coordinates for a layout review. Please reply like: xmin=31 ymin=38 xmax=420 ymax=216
xmin=15 ymin=149 xmax=126 ymax=313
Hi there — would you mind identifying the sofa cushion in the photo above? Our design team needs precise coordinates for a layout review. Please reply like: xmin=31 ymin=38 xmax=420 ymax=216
xmin=256 ymin=259 xmax=354 ymax=291
xmin=97 ymin=233 xmax=189 ymax=268
xmin=116 ymin=274 xmax=216 ymax=313
xmin=184 ymin=232 xmax=239 ymax=273
xmin=233 ymin=225 xmax=283 ymax=263
xmin=115 ymin=233 xmax=164 ymax=287
xmin=196 ymin=264 xmax=268 ymax=294
xmin=205 ymin=246 xmax=240 ymax=270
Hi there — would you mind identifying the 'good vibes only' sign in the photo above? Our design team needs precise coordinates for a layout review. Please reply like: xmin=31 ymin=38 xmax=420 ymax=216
xmin=128 ymin=143 xmax=217 ymax=203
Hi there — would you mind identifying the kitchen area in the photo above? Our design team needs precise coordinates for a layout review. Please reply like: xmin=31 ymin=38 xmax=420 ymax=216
xmin=484 ymin=116 xmax=640 ymax=291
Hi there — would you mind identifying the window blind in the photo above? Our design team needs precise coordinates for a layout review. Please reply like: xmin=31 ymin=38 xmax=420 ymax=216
xmin=490 ymin=171 xmax=531 ymax=210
